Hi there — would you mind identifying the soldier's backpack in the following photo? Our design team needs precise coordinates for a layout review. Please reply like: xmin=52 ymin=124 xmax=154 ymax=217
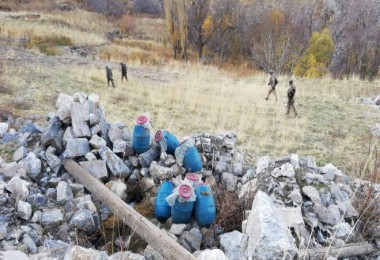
xmin=274 ymin=77 xmax=278 ymax=86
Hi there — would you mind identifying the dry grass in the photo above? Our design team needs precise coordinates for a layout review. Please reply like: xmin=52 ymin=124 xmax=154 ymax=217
xmin=0 ymin=9 xmax=379 ymax=178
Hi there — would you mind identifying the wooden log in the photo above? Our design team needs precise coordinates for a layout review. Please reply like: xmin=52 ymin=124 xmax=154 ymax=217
xmin=64 ymin=159 xmax=196 ymax=260
xmin=298 ymin=241 xmax=375 ymax=260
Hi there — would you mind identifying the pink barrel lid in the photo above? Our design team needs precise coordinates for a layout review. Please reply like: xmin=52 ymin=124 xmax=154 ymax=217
xmin=178 ymin=183 xmax=192 ymax=199
xmin=186 ymin=173 xmax=199 ymax=182
xmin=136 ymin=115 xmax=148 ymax=125
xmin=155 ymin=130 xmax=163 ymax=142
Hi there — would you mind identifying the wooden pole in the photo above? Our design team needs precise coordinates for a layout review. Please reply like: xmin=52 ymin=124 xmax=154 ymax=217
xmin=64 ymin=159 xmax=196 ymax=260
xmin=298 ymin=242 xmax=375 ymax=260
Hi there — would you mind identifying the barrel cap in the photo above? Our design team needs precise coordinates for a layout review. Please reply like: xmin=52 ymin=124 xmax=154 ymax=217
xmin=155 ymin=130 xmax=163 ymax=142
xmin=178 ymin=183 xmax=192 ymax=199
xmin=186 ymin=173 xmax=199 ymax=182
xmin=136 ymin=115 xmax=148 ymax=125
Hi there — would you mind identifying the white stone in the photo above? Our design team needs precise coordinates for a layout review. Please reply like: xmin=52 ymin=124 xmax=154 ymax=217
xmin=245 ymin=191 xmax=296 ymax=259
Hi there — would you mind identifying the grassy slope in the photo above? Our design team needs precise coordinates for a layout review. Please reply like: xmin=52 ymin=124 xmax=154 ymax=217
xmin=0 ymin=10 xmax=379 ymax=178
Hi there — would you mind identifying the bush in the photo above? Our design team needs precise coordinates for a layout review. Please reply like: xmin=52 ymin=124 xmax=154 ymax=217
xmin=83 ymin=0 xmax=126 ymax=17
xmin=294 ymin=29 xmax=335 ymax=78
xmin=116 ymin=14 xmax=136 ymax=35
xmin=27 ymin=35 xmax=72 ymax=56
xmin=132 ymin=0 xmax=162 ymax=16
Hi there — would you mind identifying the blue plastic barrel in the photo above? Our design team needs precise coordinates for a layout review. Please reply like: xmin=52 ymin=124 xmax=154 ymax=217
xmin=194 ymin=184 xmax=216 ymax=227
xmin=133 ymin=116 xmax=150 ymax=154
xmin=171 ymin=184 xmax=194 ymax=224
xmin=183 ymin=146 xmax=202 ymax=172
xmin=155 ymin=181 xmax=174 ymax=222
xmin=155 ymin=130 xmax=179 ymax=155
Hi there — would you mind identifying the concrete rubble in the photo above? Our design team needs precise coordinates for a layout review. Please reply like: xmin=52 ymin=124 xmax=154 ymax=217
xmin=0 ymin=92 xmax=378 ymax=259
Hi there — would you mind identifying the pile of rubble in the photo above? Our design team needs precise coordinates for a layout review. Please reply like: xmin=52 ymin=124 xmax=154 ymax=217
xmin=360 ymin=95 xmax=380 ymax=109
xmin=0 ymin=92 xmax=379 ymax=259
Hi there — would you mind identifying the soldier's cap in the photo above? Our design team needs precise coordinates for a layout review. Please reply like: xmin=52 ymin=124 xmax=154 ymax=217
xmin=269 ymin=70 xmax=273 ymax=74
xmin=289 ymin=80 xmax=293 ymax=84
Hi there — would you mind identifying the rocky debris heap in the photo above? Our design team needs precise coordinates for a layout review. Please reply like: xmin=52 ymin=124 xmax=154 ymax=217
xmin=360 ymin=95 xmax=380 ymax=109
xmin=0 ymin=92 xmax=379 ymax=260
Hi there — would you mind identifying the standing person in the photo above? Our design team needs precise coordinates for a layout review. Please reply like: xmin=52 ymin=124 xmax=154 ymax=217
xmin=120 ymin=62 xmax=128 ymax=82
xmin=265 ymin=70 xmax=278 ymax=102
xmin=286 ymin=80 xmax=298 ymax=116
xmin=106 ymin=66 xmax=115 ymax=88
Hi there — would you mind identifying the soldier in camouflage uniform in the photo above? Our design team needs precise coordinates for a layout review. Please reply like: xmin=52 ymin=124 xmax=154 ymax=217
xmin=265 ymin=70 xmax=278 ymax=102
xmin=120 ymin=62 xmax=128 ymax=82
xmin=106 ymin=66 xmax=115 ymax=88
xmin=286 ymin=80 xmax=298 ymax=116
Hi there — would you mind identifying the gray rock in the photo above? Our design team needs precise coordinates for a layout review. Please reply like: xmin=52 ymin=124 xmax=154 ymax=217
xmin=27 ymin=193 xmax=46 ymax=207
xmin=302 ymin=186 xmax=321 ymax=204
xmin=144 ymin=244 xmax=165 ymax=260
xmin=242 ymin=168 xmax=256 ymax=184
xmin=149 ymin=161 xmax=173 ymax=181
xmin=31 ymin=211 xmax=42 ymax=223
xmin=79 ymin=160 xmax=108 ymax=180
xmin=69 ymin=209 xmax=96 ymax=232
xmin=170 ymin=163 xmax=186 ymax=177
xmin=109 ymin=251 xmax=144 ymax=260
xmin=13 ymin=147 xmax=28 ymax=162
xmin=88 ymin=94 xmax=99 ymax=106
xmin=17 ymin=200 xmax=32 ymax=220
xmin=239 ymin=179 xmax=257 ymax=199
xmin=41 ymin=209 xmax=64 ymax=226
xmin=65 ymin=138 xmax=90 ymax=158
xmin=129 ymin=156 xmax=139 ymax=168
xmin=76 ymin=200 xmax=97 ymax=213
xmin=18 ymin=152 xmax=41 ymax=178
xmin=47 ymin=153 xmax=61 ymax=174
xmin=164 ymin=155 xmax=176 ymax=167
xmin=63 ymin=245 xmax=107 ymax=260
xmin=89 ymin=135 xmax=106 ymax=149
xmin=313 ymin=203 xmax=341 ymax=225
xmin=220 ymin=231 xmax=248 ymax=260
xmin=49 ymin=177 xmax=61 ymax=188
xmin=41 ymin=116 xmax=63 ymax=151
xmin=179 ymin=228 xmax=202 ymax=253
xmin=375 ymin=95 xmax=380 ymax=105
xmin=55 ymin=93 xmax=73 ymax=122
xmin=245 ymin=191 xmax=297 ymax=260
xmin=70 ymin=183 xmax=84 ymax=197
xmin=85 ymin=152 xmax=97 ymax=161
xmin=113 ymin=139 xmax=127 ymax=153
xmin=5 ymin=177 xmax=30 ymax=200
xmin=0 ymin=250 xmax=29 ymax=260
xmin=107 ymin=180 xmax=127 ymax=200
xmin=196 ymin=249 xmax=228 ymax=260
xmin=271 ymin=163 xmax=295 ymax=178
xmin=0 ymin=122 xmax=9 ymax=138
xmin=320 ymin=163 xmax=343 ymax=181
xmin=108 ymin=122 xmax=126 ymax=143
xmin=70 ymin=102 xmax=91 ymax=138
xmin=139 ymin=146 xmax=160 ymax=168
xmin=221 ymin=172 xmax=237 ymax=192
xmin=333 ymin=222 xmax=352 ymax=239
xmin=233 ymin=163 xmax=243 ymax=176
xmin=22 ymin=233 xmax=37 ymax=254
xmin=337 ymin=201 xmax=359 ymax=218
xmin=63 ymin=127 xmax=74 ymax=146
xmin=276 ymin=206 xmax=304 ymax=228
xmin=57 ymin=181 xmax=74 ymax=205
xmin=215 ymin=155 xmax=231 ymax=174
xmin=299 ymin=156 xmax=316 ymax=169
xmin=85 ymin=101 xmax=99 ymax=126
xmin=73 ymin=92 xmax=88 ymax=103
xmin=288 ymin=189 xmax=302 ymax=204
xmin=0 ymin=162 xmax=27 ymax=180
xmin=46 ymin=188 xmax=57 ymax=200
xmin=256 ymin=156 xmax=273 ymax=175
xmin=170 ymin=224 xmax=187 ymax=236
xmin=91 ymin=125 xmax=101 ymax=136
xmin=99 ymin=146 xmax=130 ymax=178
xmin=0 ymin=223 xmax=7 ymax=240
xmin=97 ymin=108 xmax=111 ymax=146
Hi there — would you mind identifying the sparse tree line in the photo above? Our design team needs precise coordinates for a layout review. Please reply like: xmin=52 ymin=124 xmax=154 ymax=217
xmin=162 ymin=0 xmax=380 ymax=80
